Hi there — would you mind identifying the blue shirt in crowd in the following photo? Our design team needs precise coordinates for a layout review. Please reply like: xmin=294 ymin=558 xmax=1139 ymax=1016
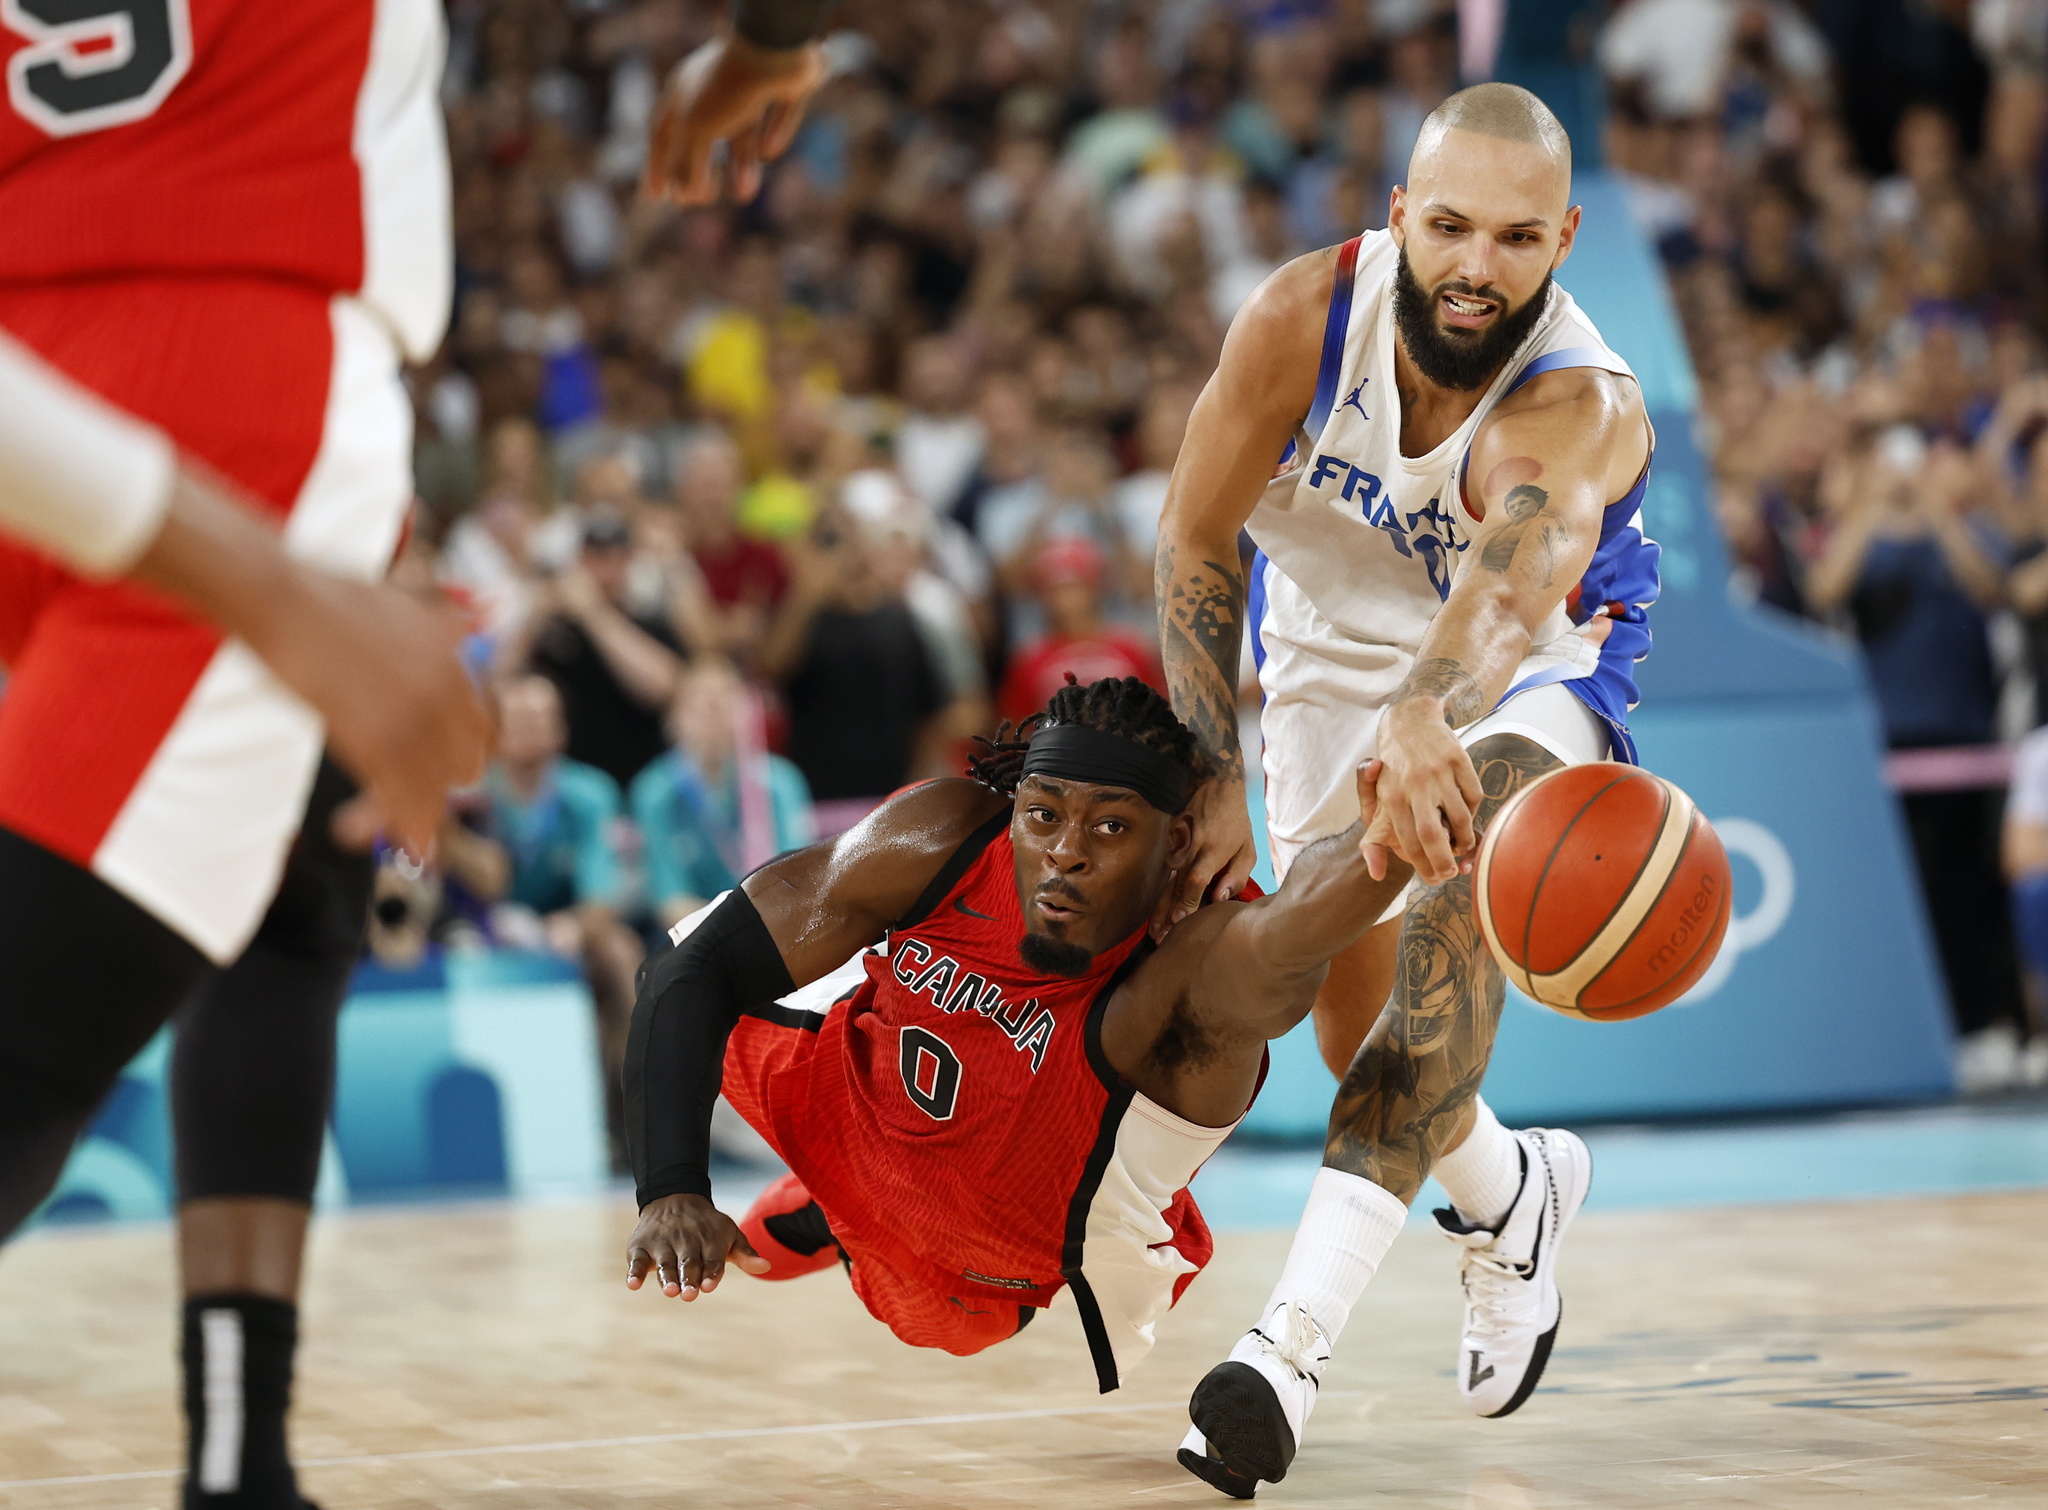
xmin=1852 ymin=535 xmax=2000 ymax=749
xmin=629 ymin=750 xmax=815 ymax=908
xmin=483 ymin=759 xmax=623 ymax=916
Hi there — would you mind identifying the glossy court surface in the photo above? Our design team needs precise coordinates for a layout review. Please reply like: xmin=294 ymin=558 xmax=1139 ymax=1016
xmin=1 ymin=1181 xmax=2043 ymax=1508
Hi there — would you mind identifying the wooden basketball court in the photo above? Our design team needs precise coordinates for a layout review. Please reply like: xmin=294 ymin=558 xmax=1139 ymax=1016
xmin=0 ymin=1189 xmax=2042 ymax=1507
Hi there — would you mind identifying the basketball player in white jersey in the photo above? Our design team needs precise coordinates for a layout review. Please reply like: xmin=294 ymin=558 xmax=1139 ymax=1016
xmin=1154 ymin=85 xmax=1659 ymax=1493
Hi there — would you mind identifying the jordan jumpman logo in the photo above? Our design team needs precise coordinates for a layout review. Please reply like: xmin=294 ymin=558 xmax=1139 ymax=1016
xmin=1339 ymin=379 xmax=1369 ymax=421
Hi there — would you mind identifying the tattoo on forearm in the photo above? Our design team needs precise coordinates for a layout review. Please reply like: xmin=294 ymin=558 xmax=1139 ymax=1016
xmin=1321 ymin=736 xmax=1564 ymax=1201
xmin=1478 ymin=481 xmax=1567 ymax=587
xmin=1157 ymin=543 xmax=1247 ymax=780
xmin=1391 ymin=656 xmax=1487 ymax=726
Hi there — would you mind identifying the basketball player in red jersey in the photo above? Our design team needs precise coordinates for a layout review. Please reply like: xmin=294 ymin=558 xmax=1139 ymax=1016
xmin=1157 ymin=86 xmax=1656 ymax=1493
xmin=0 ymin=5 xmax=838 ymax=1504
xmin=622 ymin=676 xmax=1419 ymax=1389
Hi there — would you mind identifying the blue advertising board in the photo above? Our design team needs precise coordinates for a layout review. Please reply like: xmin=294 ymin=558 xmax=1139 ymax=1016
xmin=1240 ymin=174 xmax=1954 ymax=1137
xmin=36 ymin=951 xmax=610 ymax=1224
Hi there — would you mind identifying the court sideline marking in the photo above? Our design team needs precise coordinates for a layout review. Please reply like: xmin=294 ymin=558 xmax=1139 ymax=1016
xmin=0 ymin=1392 xmax=1366 ymax=1490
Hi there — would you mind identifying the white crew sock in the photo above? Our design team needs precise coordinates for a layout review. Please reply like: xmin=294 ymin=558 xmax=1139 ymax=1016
xmin=1429 ymin=1097 xmax=1524 ymax=1229
xmin=1261 ymin=1167 xmax=1409 ymax=1345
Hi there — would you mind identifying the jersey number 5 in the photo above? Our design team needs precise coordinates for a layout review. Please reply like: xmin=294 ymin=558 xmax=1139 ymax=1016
xmin=4 ymin=0 xmax=193 ymax=138
xmin=899 ymin=1026 xmax=962 ymax=1122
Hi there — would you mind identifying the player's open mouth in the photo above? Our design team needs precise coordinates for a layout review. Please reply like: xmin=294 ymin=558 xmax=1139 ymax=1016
xmin=1035 ymin=897 xmax=1083 ymax=923
xmin=1439 ymin=291 xmax=1498 ymax=329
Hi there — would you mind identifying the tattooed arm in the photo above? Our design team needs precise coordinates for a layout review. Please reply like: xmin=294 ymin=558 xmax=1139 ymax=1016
xmin=1155 ymin=250 xmax=1333 ymax=919
xmin=1366 ymin=367 xmax=1649 ymax=885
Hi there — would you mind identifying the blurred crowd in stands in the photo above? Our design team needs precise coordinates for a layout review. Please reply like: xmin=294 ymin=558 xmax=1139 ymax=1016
xmin=375 ymin=0 xmax=2048 ymax=1097
xmin=1607 ymin=0 xmax=2048 ymax=1088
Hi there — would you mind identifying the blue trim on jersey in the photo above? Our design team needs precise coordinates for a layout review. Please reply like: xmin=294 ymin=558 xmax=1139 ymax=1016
xmin=1247 ymin=549 xmax=1271 ymax=674
xmin=1304 ymin=238 xmax=1361 ymax=436
xmin=1570 ymin=459 xmax=1657 ymax=762
xmin=1505 ymin=344 xmax=1618 ymax=396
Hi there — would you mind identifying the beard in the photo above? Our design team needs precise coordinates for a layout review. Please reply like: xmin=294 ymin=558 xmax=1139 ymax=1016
xmin=1018 ymin=930 xmax=1094 ymax=979
xmin=1391 ymin=247 xmax=1552 ymax=393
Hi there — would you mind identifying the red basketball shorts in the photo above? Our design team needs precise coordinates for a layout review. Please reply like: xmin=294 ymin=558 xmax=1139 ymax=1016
xmin=0 ymin=277 xmax=412 ymax=963
xmin=721 ymin=1006 xmax=1033 ymax=1357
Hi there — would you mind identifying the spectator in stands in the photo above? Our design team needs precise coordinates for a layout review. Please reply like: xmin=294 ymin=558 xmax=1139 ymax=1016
xmin=976 ymin=423 xmax=1142 ymax=636
xmin=482 ymin=675 xmax=642 ymax=1163
xmin=525 ymin=509 xmax=687 ymax=791
xmin=842 ymin=469 xmax=991 ymax=727
xmin=439 ymin=417 xmax=553 ymax=648
xmin=999 ymin=536 xmax=1164 ymax=729
xmin=631 ymin=661 xmax=815 ymax=930
xmin=1806 ymin=427 xmax=2027 ymax=1057
xmin=894 ymin=335 xmax=986 ymax=521
xmin=759 ymin=502 xmax=950 ymax=829
xmin=953 ymin=369 xmax=1043 ymax=540
xmin=666 ymin=429 xmax=786 ymax=667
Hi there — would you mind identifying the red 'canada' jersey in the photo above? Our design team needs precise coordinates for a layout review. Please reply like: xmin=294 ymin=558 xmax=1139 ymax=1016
xmin=0 ymin=0 xmax=449 ymax=359
xmin=739 ymin=810 xmax=1231 ymax=1388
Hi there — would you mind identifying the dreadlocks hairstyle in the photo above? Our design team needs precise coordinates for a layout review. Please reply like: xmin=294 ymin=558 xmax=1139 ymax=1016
xmin=966 ymin=675 xmax=1205 ymax=798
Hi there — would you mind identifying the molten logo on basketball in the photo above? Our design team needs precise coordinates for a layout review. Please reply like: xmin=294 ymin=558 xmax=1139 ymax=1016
xmin=1647 ymin=870 xmax=1722 ymax=976
xmin=1473 ymin=764 xmax=1734 ymax=1022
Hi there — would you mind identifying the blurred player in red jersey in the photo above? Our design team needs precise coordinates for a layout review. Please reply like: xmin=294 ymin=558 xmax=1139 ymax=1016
xmin=998 ymin=536 xmax=1166 ymax=727
xmin=0 ymin=3 xmax=837 ymax=1504
xmin=622 ymin=675 xmax=1415 ymax=1391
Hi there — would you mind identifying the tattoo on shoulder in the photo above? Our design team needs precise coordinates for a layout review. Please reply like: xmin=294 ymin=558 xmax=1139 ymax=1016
xmin=1391 ymin=656 xmax=1486 ymax=726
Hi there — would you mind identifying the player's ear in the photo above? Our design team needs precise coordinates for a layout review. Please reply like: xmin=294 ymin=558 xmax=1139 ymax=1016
xmin=1164 ymin=809 xmax=1197 ymax=870
xmin=1388 ymin=184 xmax=1408 ymax=245
xmin=1551 ymin=204 xmax=1582 ymax=272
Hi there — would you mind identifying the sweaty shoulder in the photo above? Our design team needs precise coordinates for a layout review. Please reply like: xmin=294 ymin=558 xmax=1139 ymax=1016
xmin=1489 ymin=364 xmax=1642 ymax=427
xmin=743 ymin=778 xmax=1008 ymax=979
xmin=1472 ymin=366 xmax=1649 ymax=513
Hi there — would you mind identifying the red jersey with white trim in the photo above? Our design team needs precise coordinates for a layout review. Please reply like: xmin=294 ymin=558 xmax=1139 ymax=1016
xmin=726 ymin=811 xmax=1235 ymax=1385
xmin=0 ymin=0 xmax=450 ymax=358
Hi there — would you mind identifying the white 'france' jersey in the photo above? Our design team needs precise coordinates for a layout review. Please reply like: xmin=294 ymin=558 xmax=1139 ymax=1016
xmin=1246 ymin=229 xmax=1660 ymax=757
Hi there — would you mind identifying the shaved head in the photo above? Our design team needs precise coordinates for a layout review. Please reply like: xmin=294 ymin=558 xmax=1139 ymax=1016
xmin=1413 ymin=83 xmax=1572 ymax=183
xmin=1388 ymin=84 xmax=1581 ymax=394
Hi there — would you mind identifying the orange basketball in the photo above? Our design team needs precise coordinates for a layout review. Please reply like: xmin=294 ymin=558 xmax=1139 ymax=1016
xmin=1473 ymin=763 xmax=1732 ymax=1021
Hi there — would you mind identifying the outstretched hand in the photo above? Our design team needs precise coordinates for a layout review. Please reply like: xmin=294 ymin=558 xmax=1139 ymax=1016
xmin=626 ymin=1193 xmax=772 ymax=1301
xmin=645 ymin=35 xmax=830 ymax=206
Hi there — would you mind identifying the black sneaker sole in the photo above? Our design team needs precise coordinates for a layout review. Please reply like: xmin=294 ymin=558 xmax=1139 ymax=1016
xmin=1177 ymin=1445 xmax=1260 ymax=1499
xmin=1482 ymin=1297 xmax=1561 ymax=1419
xmin=1188 ymin=1360 xmax=1298 ymax=1484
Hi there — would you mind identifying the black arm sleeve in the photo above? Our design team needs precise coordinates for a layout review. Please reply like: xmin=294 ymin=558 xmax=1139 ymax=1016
xmin=730 ymin=0 xmax=839 ymax=50
xmin=624 ymin=889 xmax=796 ymax=1210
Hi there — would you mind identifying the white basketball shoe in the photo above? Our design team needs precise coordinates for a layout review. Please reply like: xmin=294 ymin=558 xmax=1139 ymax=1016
xmin=1434 ymin=1126 xmax=1592 ymax=1418
xmin=1178 ymin=1298 xmax=1332 ymax=1497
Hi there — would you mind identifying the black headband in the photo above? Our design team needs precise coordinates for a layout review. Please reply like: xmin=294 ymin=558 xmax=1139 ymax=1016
xmin=1018 ymin=723 xmax=1194 ymax=814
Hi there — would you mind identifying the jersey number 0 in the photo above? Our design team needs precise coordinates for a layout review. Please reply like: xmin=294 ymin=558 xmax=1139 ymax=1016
xmin=4 ymin=0 xmax=193 ymax=138
xmin=899 ymin=1027 xmax=962 ymax=1121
